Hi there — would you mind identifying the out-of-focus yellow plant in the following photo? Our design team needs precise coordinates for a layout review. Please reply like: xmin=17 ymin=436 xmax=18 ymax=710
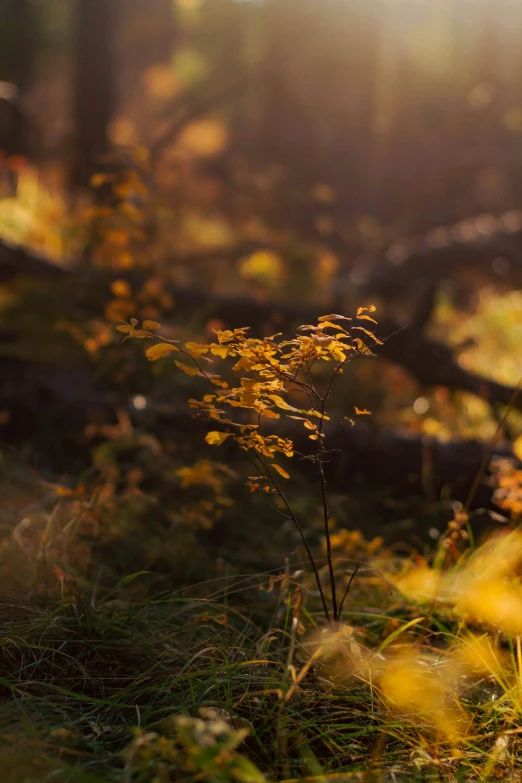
xmin=0 ymin=158 xmax=87 ymax=262
xmin=448 ymin=633 xmax=508 ymax=680
xmin=378 ymin=654 xmax=463 ymax=745
xmin=386 ymin=528 xmax=522 ymax=638
xmin=393 ymin=562 xmax=442 ymax=604
xmin=89 ymin=147 xmax=151 ymax=271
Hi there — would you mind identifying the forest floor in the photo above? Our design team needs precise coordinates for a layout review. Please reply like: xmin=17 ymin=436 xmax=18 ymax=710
xmin=1 ymin=456 xmax=522 ymax=783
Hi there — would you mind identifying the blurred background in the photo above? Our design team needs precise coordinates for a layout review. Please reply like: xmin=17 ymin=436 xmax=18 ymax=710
xmin=1 ymin=0 xmax=522 ymax=568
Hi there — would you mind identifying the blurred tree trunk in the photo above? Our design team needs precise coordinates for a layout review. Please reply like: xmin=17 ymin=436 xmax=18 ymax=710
xmin=71 ymin=0 xmax=117 ymax=188
xmin=0 ymin=0 xmax=36 ymax=157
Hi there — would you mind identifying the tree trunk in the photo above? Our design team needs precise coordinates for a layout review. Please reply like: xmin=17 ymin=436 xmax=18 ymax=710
xmin=71 ymin=0 xmax=117 ymax=188
xmin=0 ymin=0 xmax=36 ymax=158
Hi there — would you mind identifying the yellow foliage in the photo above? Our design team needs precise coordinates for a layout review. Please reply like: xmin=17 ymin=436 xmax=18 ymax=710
xmin=146 ymin=342 xmax=179 ymax=360
xmin=450 ymin=634 xmax=507 ymax=678
xmin=379 ymin=656 xmax=462 ymax=743
xmin=456 ymin=579 xmax=522 ymax=636
xmin=239 ymin=250 xmax=283 ymax=285
xmin=205 ymin=431 xmax=232 ymax=446
xmin=394 ymin=564 xmax=441 ymax=604
xmin=271 ymin=464 xmax=290 ymax=480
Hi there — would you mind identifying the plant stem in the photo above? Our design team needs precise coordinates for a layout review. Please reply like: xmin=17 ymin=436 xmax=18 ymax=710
xmin=257 ymin=455 xmax=331 ymax=625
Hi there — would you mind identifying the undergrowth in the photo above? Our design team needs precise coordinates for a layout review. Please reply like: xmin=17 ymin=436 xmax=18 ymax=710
xmin=3 ymin=154 xmax=522 ymax=782
xmin=3 ymin=527 xmax=522 ymax=783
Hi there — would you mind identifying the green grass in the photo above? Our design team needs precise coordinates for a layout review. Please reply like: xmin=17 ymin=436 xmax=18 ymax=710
xmin=1 ymin=457 xmax=522 ymax=782
xmin=1 ymin=563 xmax=522 ymax=783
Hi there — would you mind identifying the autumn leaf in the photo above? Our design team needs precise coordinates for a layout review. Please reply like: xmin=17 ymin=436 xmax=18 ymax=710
xmin=268 ymin=395 xmax=301 ymax=412
xmin=143 ymin=320 xmax=161 ymax=330
xmin=353 ymin=326 xmax=382 ymax=344
xmin=185 ymin=342 xmax=209 ymax=359
xmin=271 ymin=464 xmax=290 ymax=479
xmin=210 ymin=344 xmax=231 ymax=359
xmin=116 ymin=324 xmax=133 ymax=333
xmin=353 ymin=338 xmax=373 ymax=355
xmin=205 ymin=431 xmax=233 ymax=446
xmin=175 ymin=361 xmax=204 ymax=377
xmin=315 ymin=320 xmax=348 ymax=332
xmin=355 ymin=407 xmax=372 ymax=415
xmin=318 ymin=314 xmax=352 ymax=322
xmin=356 ymin=305 xmax=376 ymax=317
xmin=146 ymin=343 xmax=179 ymax=361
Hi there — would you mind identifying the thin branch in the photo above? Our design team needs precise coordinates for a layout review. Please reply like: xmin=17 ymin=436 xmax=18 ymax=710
xmin=256 ymin=453 xmax=331 ymax=625
xmin=338 ymin=563 xmax=361 ymax=623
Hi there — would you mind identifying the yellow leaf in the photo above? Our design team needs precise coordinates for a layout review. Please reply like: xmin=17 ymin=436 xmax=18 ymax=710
xmin=268 ymin=395 xmax=300 ymax=412
xmin=355 ymin=407 xmax=372 ymax=415
xmin=116 ymin=324 xmax=132 ymax=333
xmin=318 ymin=314 xmax=351 ymax=322
xmin=210 ymin=344 xmax=230 ymax=359
xmin=175 ymin=361 xmax=203 ymax=376
xmin=271 ymin=464 xmax=290 ymax=479
xmin=357 ymin=314 xmax=377 ymax=324
xmin=205 ymin=431 xmax=232 ymax=446
xmin=514 ymin=435 xmax=522 ymax=462
xmin=315 ymin=321 xmax=348 ymax=332
xmin=185 ymin=342 xmax=209 ymax=358
xmin=354 ymin=338 xmax=373 ymax=355
xmin=146 ymin=343 xmax=179 ymax=361
xmin=356 ymin=305 xmax=376 ymax=316
xmin=304 ymin=420 xmax=316 ymax=430
xmin=353 ymin=326 xmax=382 ymax=344
xmin=143 ymin=320 xmax=161 ymax=331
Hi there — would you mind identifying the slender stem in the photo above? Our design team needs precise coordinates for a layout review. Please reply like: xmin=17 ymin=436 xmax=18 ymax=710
xmin=318 ymin=459 xmax=337 ymax=621
xmin=311 ymin=358 xmax=347 ymax=622
xmin=257 ymin=454 xmax=331 ymax=625
xmin=338 ymin=563 xmax=360 ymax=622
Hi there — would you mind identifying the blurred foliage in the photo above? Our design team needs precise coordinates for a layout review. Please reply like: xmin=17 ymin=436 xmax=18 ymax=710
xmin=1 ymin=2 xmax=522 ymax=780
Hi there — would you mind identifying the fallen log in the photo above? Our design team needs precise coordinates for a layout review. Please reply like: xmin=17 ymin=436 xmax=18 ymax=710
xmin=0 ymin=346 xmax=514 ymax=512
xmin=1 ymin=238 xmax=521 ymax=418
xmin=361 ymin=209 xmax=522 ymax=297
